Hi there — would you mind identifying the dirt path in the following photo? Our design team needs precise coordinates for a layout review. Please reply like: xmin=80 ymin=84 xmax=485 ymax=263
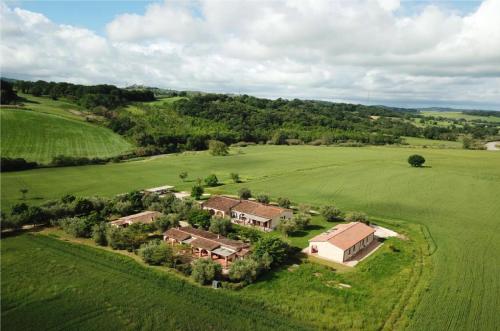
xmin=485 ymin=141 xmax=500 ymax=151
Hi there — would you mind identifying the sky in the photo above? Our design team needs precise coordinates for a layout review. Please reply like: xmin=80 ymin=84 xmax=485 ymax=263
xmin=1 ymin=0 xmax=499 ymax=110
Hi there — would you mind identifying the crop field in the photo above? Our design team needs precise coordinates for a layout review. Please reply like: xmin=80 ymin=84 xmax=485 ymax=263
xmin=0 ymin=108 xmax=132 ymax=164
xmin=2 ymin=145 xmax=499 ymax=330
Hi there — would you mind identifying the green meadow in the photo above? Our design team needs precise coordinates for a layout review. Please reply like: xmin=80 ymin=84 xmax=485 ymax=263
xmin=2 ymin=145 xmax=500 ymax=330
xmin=421 ymin=110 xmax=500 ymax=123
xmin=0 ymin=108 xmax=132 ymax=164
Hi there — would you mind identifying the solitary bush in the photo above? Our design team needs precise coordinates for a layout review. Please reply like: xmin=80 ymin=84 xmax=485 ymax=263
xmin=293 ymin=213 xmax=311 ymax=230
xmin=208 ymin=140 xmax=229 ymax=156
xmin=277 ymin=197 xmax=291 ymax=208
xmin=256 ymin=194 xmax=270 ymax=204
xmin=408 ymin=154 xmax=426 ymax=167
xmin=179 ymin=171 xmax=188 ymax=181
xmin=321 ymin=205 xmax=343 ymax=222
xmin=230 ymin=172 xmax=240 ymax=183
xmin=191 ymin=185 xmax=204 ymax=199
xmin=238 ymin=188 xmax=252 ymax=200
xmin=138 ymin=240 xmax=174 ymax=266
xmin=204 ymin=174 xmax=219 ymax=187
xmin=277 ymin=219 xmax=297 ymax=237
xmin=191 ymin=259 xmax=222 ymax=285
xmin=345 ymin=211 xmax=369 ymax=225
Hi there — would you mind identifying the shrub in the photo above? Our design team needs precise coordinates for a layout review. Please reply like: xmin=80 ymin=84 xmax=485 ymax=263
xmin=230 ymin=172 xmax=240 ymax=183
xmin=238 ymin=188 xmax=252 ymax=200
xmin=321 ymin=205 xmax=343 ymax=222
xmin=59 ymin=217 xmax=93 ymax=238
xmin=345 ymin=211 xmax=369 ymax=225
xmin=293 ymin=213 xmax=311 ymax=230
xmin=229 ymin=258 xmax=260 ymax=283
xmin=191 ymin=259 xmax=222 ymax=285
xmin=209 ymin=217 xmax=232 ymax=236
xmin=408 ymin=154 xmax=426 ymax=167
xmin=154 ymin=214 xmax=180 ymax=232
xmin=107 ymin=223 xmax=149 ymax=251
xmin=208 ymin=140 xmax=229 ymax=156
xmin=175 ymin=263 xmax=192 ymax=276
xmin=204 ymin=174 xmax=219 ymax=187
xmin=191 ymin=185 xmax=204 ymax=199
xmin=252 ymin=237 xmax=289 ymax=267
xmin=92 ymin=222 xmax=108 ymax=246
xmin=187 ymin=209 xmax=212 ymax=229
xmin=179 ymin=171 xmax=188 ymax=181
xmin=277 ymin=219 xmax=297 ymax=237
xmin=277 ymin=197 xmax=291 ymax=208
xmin=138 ymin=240 xmax=174 ymax=266
xmin=256 ymin=194 xmax=270 ymax=204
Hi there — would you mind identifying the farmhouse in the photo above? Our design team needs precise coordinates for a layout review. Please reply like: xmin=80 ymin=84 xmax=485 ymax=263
xmin=110 ymin=211 xmax=162 ymax=227
xmin=163 ymin=227 xmax=250 ymax=267
xmin=202 ymin=196 xmax=293 ymax=231
xmin=308 ymin=222 xmax=376 ymax=263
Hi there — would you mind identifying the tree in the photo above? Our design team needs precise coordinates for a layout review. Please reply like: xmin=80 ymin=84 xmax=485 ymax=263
xmin=107 ymin=223 xmax=149 ymax=251
xmin=20 ymin=188 xmax=28 ymax=200
xmin=271 ymin=130 xmax=287 ymax=145
xmin=229 ymin=258 xmax=260 ymax=283
xmin=208 ymin=140 xmax=229 ymax=156
xmin=154 ymin=214 xmax=179 ymax=232
xmin=187 ymin=209 xmax=212 ymax=229
xmin=73 ymin=198 xmax=94 ymax=216
xmin=209 ymin=217 xmax=232 ymax=236
xmin=230 ymin=172 xmax=240 ymax=183
xmin=92 ymin=222 xmax=108 ymax=246
xmin=321 ymin=205 xmax=342 ymax=222
xmin=256 ymin=194 xmax=270 ymax=204
xmin=293 ymin=213 xmax=311 ymax=230
xmin=408 ymin=154 xmax=426 ymax=167
xmin=345 ymin=211 xmax=369 ymax=225
xmin=179 ymin=171 xmax=188 ymax=181
xmin=462 ymin=136 xmax=472 ymax=149
xmin=277 ymin=197 xmax=291 ymax=208
xmin=138 ymin=240 xmax=174 ymax=266
xmin=191 ymin=185 xmax=204 ymax=199
xmin=238 ymin=188 xmax=252 ymax=200
xmin=204 ymin=174 xmax=219 ymax=187
xmin=252 ymin=237 xmax=289 ymax=267
xmin=277 ymin=218 xmax=297 ymax=237
xmin=191 ymin=259 xmax=222 ymax=285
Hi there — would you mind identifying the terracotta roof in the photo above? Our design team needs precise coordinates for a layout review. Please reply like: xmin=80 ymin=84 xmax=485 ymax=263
xmin=163 ymin=226 xmax=248 ymax=251
xmin=309 ymin=222 xmax=375 ymax=250
xmin=190 ymin=237 xmax=221 ymax=251
xmin=232 ymin=200 xmax=289 ymax=219
xmin=202 ymin=196 xmax=240 ymax=213
xmin=164 ymin=228 xmax=191 ymax=241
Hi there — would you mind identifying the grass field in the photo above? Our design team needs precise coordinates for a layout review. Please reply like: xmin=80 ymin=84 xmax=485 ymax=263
xmin=0 ymin=108 xmax=132 ymax=164
xmin=421 ymin=110 xmax=500 ymax=123
xmin=2 ymin=145 xmax=499 ymax=330
xmin=402 ymin=136 xmax=462 ymax=149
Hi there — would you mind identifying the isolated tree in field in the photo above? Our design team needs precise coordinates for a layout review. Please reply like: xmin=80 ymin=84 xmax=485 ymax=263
xmin=277 ymin=197 xmax=291 ymax=209
xmin=230 ymin=172 xmax=240 ymax=183
xmin=191 ymin=258 xmax=222 ymax=285
xmin=208 ymin=140 xmax=229 ymax=156
xmin=345 ymin=211 xmax=369 ymax=225
xmin=238 ymin=188 xmax=252 ymax=200
xmin=408 ymin=154 xmax=426 ymax=167
xmin=179 ymin=171 xmax=188 ymax=182
xmin=209 ymin=217 xmax=232 ymax=236
xmin=256 ymin=194 xmax=270 ymax=204
xmin=277 ymin=219 xmax=297 ymax=237
xmin=20 ymin=188 xmax=28 ymax=200
xmin=191 ymin=185 xmax=204 ymax=199
xmin=321 ymin=205 xmax=343 ymax=222
xmin=204 ymin=174 xmax=219 ymax=187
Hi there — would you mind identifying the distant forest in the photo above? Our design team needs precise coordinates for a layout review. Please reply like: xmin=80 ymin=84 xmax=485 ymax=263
xmin=3 ymin=79 xmax=499 ymax=157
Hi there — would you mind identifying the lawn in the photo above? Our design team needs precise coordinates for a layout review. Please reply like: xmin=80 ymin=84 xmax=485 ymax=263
xmin=402 ymin=136 xmax=462 ymax=149
xmin=2 ymin=145 xmax=500 ymax=330
xmin=0 ymin=108 xmax=132 ymax=164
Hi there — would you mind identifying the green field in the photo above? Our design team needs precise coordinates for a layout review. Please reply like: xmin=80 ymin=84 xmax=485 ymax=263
xmin=402 ymin=136 xmax=462 ymax=149
xmin=1 ymin=108 xmax=132 ymax=163
xmin=421 ymin=110 xmax=500 ymax=123
xmin=2 ymin=145 xmax=500 ymax=330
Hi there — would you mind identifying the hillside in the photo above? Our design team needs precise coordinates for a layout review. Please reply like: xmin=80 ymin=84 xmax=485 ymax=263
xmin=1 ymin=107 xmax=132 ymax=164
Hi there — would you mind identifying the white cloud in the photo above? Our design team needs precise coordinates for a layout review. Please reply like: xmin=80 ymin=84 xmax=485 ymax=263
xmin=1 ymin=0 xmax=500 ymax=109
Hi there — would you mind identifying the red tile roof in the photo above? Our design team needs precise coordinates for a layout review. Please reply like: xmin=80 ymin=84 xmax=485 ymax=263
xmin=164 ymin=228 xmax=191 ymax=241
xmin=202 ymin=196 xmax=240 ymax=213
xmin=163 ymin=227 xmax=248 ymax=251
xmin=309 ymin=222 xmax=375 ymax=250
xmin=111 ymin=211 xmax=162 ymax=225
xmin=232 ymin=200 xmax=289 ymax=219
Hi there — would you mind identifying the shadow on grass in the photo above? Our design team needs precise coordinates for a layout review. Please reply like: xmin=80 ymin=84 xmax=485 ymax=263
xmin=17 ymin=96 xmax=40 ymax=104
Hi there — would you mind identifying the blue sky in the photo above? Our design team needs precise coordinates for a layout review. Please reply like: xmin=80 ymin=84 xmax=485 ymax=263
xmin=2 ymin=0 xmax=498 ymax=110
